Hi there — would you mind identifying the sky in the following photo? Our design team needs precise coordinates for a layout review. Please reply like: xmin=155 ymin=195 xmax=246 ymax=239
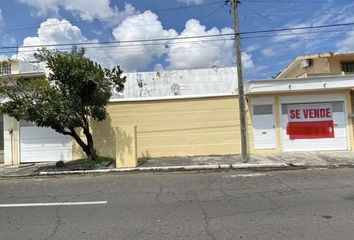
xmin=1 ymin=0 xmax=354 ymax=79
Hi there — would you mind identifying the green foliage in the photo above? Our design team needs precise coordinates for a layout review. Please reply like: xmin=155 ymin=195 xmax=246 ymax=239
xmin=84 ymin=156 xmax=113 ymax=169
xmin=0 ymin=47 xmax=126 ymax=161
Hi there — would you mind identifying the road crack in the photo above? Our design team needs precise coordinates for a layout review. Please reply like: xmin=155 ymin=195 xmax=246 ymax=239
xmin=44 ymin=206 xmax=62 ymax=240
xmin=197 ymin=201 xmax=216 ymax=240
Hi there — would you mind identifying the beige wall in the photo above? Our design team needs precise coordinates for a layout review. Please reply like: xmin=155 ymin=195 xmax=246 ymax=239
xmin=283 ymin=58 xmax=330 ymax=78
xmin=328 ymin=55 xmax=354 ymax=74
xmin=279 ymin=54 xmax=354 ymax=79
xmin=73 ymin=95 xmax=253 ymax=160
xmin=73 ymin=89 xmax=354 ymax=161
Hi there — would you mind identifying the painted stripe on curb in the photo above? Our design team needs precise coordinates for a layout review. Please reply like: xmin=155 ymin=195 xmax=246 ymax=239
xmin=231 ymin=163 xmax=288 ymax=168
xmin=38 ymin=163 xmax=289 ymax=176
xmin=0 ymin=201 xmax=108 ymax=208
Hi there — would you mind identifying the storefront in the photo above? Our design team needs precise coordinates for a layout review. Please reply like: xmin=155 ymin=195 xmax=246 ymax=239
xmin=248 ymin=75 xmax=354 ymax=153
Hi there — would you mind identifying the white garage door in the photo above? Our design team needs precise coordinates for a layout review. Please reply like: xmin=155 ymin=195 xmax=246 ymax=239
xmin=281 ymin=96 xmax=348 ymax=152
xmin=20 ymin=122 xmax=72 ymax=163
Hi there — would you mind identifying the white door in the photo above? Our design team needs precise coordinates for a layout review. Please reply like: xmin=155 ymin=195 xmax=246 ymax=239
xmin=20 ymin=122 xmax=72 ymax=163
xmin=281 ymin=100 xmax=348 ymax=152
xmin=252 ymin=99 xmax=277 ymax=149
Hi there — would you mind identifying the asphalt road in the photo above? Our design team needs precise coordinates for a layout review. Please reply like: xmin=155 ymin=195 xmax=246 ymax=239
xmin=1 ymin=168 xmax=354 ymax=240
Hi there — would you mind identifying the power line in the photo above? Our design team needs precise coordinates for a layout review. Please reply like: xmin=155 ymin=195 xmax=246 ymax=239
xmin=241 ymin=21 xmax=354 ymax=35
xmin=240 ymin=2 xmax=297 ymax=36
xmin=1 ymin=20 xmax=354 ymax=51
xmin=0 ymin=1 xmax=223 ymax=33
xmin=242 ymin=10 xmax=353 ymax=18
xmin=241 ymin=27 xmax=351 ymax=39
xmin=0 ymin=33 xmax=235 ymax=50
xmin=0 ymin=37 xmax=235 ymax=55
xmin=242 ymin=0 xmax=353 ymax=3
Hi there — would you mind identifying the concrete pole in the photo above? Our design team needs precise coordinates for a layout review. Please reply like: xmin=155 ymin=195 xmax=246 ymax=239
xmin=232 ymin=0 xmax=248 ymax=163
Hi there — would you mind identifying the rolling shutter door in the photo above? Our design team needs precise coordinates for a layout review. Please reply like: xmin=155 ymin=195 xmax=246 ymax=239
xmin=281 ymin=101 xmax=347 ymax=151
xmin=20 ymin=121 xmax=72 ymax=163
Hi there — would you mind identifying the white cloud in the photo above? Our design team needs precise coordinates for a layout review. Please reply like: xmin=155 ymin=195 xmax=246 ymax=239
xmin=102 ymin=11 xmax=178 ymax=71
xmin=261 ymin=47 xmax=278 ymax=57
xmin=16 ymin=13 xmax=254 ymax=73
xmin=0 ymin=55 xmax=8 ymax=61
xmin=272 ymin=22 xmax=310 ymax=43
xmin=245 ymin=43 xmax=260 ymax=53
xmin=18 ymin=0 xmax=137 ymax=21
xmin=167 ymin=19 xmax=243 ymax=69
xmin=178 ymin=0 xmax=204 ymax=5
xmin=241 ymin=52 xmax=254 ymax=70
xmin=336 ymin=30 xmax=354 ymax=53
xmin=100 ymin=16 xmax=254 ymax=71
xmin=16 ymin=18 xmax=94 ymax=61
xmin=271 ymin=4 xmax=354 ymax=52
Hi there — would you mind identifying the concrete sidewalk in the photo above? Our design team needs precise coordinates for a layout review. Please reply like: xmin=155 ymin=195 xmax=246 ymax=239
xmin=1 ymin=151 xmax=354 ymax=177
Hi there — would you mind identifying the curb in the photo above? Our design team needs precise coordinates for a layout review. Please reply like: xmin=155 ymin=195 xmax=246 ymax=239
xmin=38 ymin=163 xmax=289 ymax=176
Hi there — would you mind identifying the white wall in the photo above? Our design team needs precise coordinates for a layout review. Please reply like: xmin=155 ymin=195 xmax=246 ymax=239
xmin=113 ymin=67 xmax=238 ymax=99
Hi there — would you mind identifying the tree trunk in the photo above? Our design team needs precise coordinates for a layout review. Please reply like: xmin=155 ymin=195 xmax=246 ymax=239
xmin=68 ymin=127 xmax=98 ymax=161
xmin=84 ymin=128 xmax=97 ymax=161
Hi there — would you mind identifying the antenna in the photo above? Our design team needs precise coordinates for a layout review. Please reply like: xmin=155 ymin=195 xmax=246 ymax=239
xmin=170 ymin=83 xmax=181 ymax=95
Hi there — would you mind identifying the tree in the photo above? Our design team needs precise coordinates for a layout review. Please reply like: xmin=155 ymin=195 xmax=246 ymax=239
xmin=0 ymin=47 xmax=126 ymax=161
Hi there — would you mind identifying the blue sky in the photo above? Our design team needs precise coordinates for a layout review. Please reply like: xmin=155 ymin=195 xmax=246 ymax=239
xmin=1 ymin=0 xmax=354 ymax=79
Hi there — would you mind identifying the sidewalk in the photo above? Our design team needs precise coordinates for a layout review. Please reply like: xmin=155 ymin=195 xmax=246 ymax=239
xmin=1 ymin=151 xmax=354 ymax=177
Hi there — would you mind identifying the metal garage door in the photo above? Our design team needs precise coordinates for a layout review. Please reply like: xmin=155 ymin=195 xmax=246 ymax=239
xmin=281 ymin=100 xmax=348 ymax=152
xmin=20 ymin=122 xmax=72 ymax=163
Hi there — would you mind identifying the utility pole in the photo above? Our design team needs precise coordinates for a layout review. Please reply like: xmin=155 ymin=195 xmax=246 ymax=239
xmin=231 ymin=0 xmax=248 ymax=163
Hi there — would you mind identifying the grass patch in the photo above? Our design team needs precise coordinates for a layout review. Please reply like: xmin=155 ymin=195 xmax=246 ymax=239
xmin=54 ymin=156 xmax=114 ymax=170
xmin=84 ymin=156 xmax=113 ymax=169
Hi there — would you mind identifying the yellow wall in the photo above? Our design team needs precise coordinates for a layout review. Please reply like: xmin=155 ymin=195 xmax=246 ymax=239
xmin=73 ymin=95 xmax=253 ymax=159
xmin=72 ymin=89 xmax=354 ymax=161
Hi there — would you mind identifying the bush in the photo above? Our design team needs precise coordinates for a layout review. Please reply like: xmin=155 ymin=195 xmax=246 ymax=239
xmin=55 ymin=160 xmax=65 ymax=168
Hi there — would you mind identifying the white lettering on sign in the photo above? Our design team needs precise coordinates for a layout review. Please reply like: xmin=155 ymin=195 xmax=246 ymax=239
xmin=287 ymin=103 xmax=333 ymax=122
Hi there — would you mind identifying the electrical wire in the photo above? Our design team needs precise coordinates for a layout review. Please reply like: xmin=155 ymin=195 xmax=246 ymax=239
xmin=1 ymin=20 xmax=354 ymax=50
xmin=0 ymin=37 xmax=235 ymax=55
xmin=242 ymin=0 xmax=353 ymax=3
xmin=0 ymin=1 xmax=223 ymax=33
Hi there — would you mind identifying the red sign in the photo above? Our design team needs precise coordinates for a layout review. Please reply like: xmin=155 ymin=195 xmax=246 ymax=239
xmin=286 ymin=103 xmax=334 ymax=140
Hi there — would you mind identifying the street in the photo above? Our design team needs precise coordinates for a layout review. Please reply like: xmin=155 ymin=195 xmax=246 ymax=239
xmin=1 ymin=168 xmax=354 ymax=240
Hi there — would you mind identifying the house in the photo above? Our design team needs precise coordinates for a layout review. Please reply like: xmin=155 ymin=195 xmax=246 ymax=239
xmin=0 ymin=59 xmax=73 ymax=166
xmin=274 ymin=52 xmax=354 ymax=151
xmin=275 ymin=52 xmax=354 ymax=79
xmin=246 ymin=75 xmax=354 ymax=152
xmin=0 ymin=60 xmax=47 ymax=165
xmin=3 ymin=63 xmax=354 ymax=166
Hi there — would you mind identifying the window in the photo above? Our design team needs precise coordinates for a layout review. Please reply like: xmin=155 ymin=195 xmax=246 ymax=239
xmin=341 ymin=62 xmax=354 ymax=73
xmin=0 ymin=62 xmax=11 ymax=75
xmin=253 ymin=104 xmax=273 ymax=115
